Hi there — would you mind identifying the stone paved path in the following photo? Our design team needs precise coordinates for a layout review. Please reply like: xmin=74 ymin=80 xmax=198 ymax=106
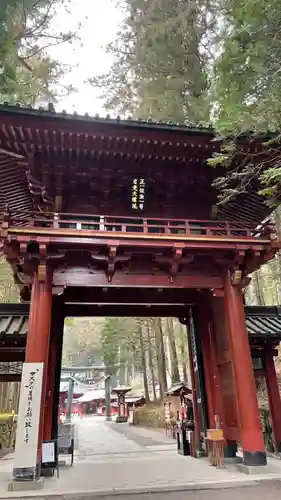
xmin=1 ymin=416 xmax=281 ymax=498
xmin=7 ymin=482 xmax=281 ymax=500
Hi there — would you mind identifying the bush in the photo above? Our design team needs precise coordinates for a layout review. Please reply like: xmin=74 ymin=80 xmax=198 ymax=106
xmin=133 ymin=404 xmax=164 ymax=428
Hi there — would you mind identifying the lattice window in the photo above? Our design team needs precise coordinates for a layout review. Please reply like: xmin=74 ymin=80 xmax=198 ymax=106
xmin=131 ymin=177 xmax=146 ymax=211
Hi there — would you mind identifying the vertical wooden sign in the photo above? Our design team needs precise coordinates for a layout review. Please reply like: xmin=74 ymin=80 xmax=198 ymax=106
xmin=13 ymin=362 xmax=44 ymax=481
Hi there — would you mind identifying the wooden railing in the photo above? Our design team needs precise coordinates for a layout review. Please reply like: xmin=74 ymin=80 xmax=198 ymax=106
xmin=3 ymin=211 xmax=275 ymax=239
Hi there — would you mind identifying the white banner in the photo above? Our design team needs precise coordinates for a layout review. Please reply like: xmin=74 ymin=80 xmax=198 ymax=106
xmin=13 ymin=362 xmax=44 ymax=470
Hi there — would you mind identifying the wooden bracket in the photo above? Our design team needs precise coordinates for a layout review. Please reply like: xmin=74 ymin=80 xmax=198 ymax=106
xmin=154 ymin=246 xmax=193 ymax=283
xmin=37 ymin=244 xmax=47 ymax=283
xmin=37 ymin=263 xmax=47 ymax=283
xmin=231 ymin=268 xmax=243 ymax=286
xmin=107 ymin=245 xmax=117 ymax=282
xmin=169 ymin=248 xmax=183 ymax=283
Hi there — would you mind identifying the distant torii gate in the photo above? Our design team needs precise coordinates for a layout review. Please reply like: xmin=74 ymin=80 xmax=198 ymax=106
xmin=60 ymin=364 xmax=120 ymax=421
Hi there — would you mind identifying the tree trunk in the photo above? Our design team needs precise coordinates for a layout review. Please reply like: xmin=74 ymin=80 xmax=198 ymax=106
xmin=153 ymin=318 xmax=167 ymax=399
xmin=180 ymin=339 xmax=188 ymax=382
xmin=166 ymin=318 xmax=180 ymax=384
xmin=146 ymin=320 xmax=157 ymax=401
xmin=139 ymin=322 xmax=150 ymax=403
xmin=252 ymin=271 xmax=265 ymax=305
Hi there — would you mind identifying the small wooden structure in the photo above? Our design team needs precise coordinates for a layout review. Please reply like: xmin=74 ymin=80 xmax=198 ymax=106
xmin=126 ymin=395 xmax=146 ymax=410
xmin=111 ymin=386 xmax=132 ymax=423
xmin=206 ymin=429 xmax=225 ymax=468
xmin=164 ymin=383 xmax=192 ymax=438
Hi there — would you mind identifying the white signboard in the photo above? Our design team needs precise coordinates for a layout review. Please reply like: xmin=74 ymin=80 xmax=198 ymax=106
xmin=13 ymin=362 xmax=44 ymax=471
xmin=58 ymin=423 xmax=73 ymax=449
xmin=42 ymin=441 xmax=55 ymax=464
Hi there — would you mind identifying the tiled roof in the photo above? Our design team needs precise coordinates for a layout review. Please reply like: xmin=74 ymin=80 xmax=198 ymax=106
xmin=0 ymin=304 xmax=29 ymax=336
xmin=245 ymin=306 xmax=281 ymax=338
xmin=0 ymin=102 xmax=213 ymax=135
xmin=0 ymin=102 xmax=274 ymax=229
xmin=166 ymin=382 xmax=192 ymax=395
xmin=0 ymin=304 xmax=280 ymax=342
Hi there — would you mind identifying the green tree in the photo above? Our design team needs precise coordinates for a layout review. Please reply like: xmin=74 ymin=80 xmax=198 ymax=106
xmin=0 ymin=0 xmax=77 ymax=105
xmin=164 ymin=318 xmax=180 ymax=384
xmin=0 ymin=257 xmax=19 ymax=303
xmin=100 ymin=318 xmax=120 ymax=375
xmin=91 ymin=0 xmax=217 ymax=123
xmin=210 ymin=0 xmax=281 ymax=203
xmin=138 ymin=319 xmax=150 ymax=403
xmin=153 ymin=317 xmax=167 ymax=398
xmin=62 ymin=318 xmax=104 ymax=367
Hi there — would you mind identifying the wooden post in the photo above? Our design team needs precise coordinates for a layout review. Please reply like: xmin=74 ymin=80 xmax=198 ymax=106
xmin=224 ymin=272 xmax=266 ymax=466
xmin=262 ymin=352 xmax=281 ymax=452
xmin=209 ymin=295 xmax=238 ymax=459
xmin=25 ymin=266 xmax=53 ymax=467
xmin=105 ymin=376 xmax=111 ymax=421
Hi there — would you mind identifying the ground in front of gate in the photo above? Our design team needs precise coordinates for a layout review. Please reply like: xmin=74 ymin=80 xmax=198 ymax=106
xmin=1 ymin=416 xmax=281 ymax=498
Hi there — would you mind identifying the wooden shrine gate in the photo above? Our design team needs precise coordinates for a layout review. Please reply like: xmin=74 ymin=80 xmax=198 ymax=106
xmin=0 ymin=103 xmax=280 ymax=484
xmin=1 ymin=302 xmax=281 ymax=456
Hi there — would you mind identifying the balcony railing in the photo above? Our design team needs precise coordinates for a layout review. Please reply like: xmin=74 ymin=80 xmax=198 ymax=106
xmin=3 ymin=211 xmax=275 ymax=240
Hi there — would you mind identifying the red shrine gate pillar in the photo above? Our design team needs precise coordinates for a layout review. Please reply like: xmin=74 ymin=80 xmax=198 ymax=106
xmin=262 ymin=352 xmax=281 ymax=452
xmin=224 ymin=272 xmax=266 ymax=466
xmin=198 ymin=295 xmax=235 ymax=458
xmin=12 ymin=264 xmax=53 ymax=483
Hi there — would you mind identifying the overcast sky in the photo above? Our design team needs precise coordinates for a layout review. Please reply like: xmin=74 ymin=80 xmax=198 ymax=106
xmin=48 ymin=0 xmax=122 ymax=115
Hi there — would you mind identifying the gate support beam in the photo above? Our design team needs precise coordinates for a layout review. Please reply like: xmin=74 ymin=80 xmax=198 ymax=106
xmin=224 ymin=273 xmax=266 ymax=467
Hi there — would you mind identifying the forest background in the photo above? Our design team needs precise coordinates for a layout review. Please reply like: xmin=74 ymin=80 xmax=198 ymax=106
xmin=0 ymin=0 xmax=281 ymax=402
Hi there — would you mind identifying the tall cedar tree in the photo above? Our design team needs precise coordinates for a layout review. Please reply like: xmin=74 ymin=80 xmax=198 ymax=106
xmin=0 ymin=0 xmax=77 ymax=105
xmin=91 ymin=0 xmax=218 ymax=123
xmin=210 ymin=0 xmax=281 ymax=204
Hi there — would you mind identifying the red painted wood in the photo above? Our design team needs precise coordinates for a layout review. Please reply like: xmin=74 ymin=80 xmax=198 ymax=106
xmin=62 ymin=286 xmax=198 ymax=304
xmin=224 ymin=274 xmax=265 ymax=454
xmin=208 ymin=319 xmax=226 ymax=432
xmin=0 ymin=352 xmax=25 ymax=362
xmin=0 ymin=374 xmax=21 ymax=382
xmin=10 ymin=211 xmax=259 ymax=238
xmin=263 ymin=354 xmax=281 ymax=452
xmin=25 ymin=268 xmax=53 ymax=461
xmin=211 ymin=295 xmax=240 ymax=441
xmin=54 ymin=270 xmax=223 ymax=289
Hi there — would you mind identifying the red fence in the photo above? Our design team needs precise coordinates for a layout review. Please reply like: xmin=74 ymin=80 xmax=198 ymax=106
xmin=4 ymin=211 xmax=272 ymax=239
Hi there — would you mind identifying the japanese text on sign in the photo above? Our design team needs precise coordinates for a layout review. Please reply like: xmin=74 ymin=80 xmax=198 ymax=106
xmin=132 ymin=177 xmax=146 ymax=211
xmin=24 ymin=370 xmax=38 ymax=444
